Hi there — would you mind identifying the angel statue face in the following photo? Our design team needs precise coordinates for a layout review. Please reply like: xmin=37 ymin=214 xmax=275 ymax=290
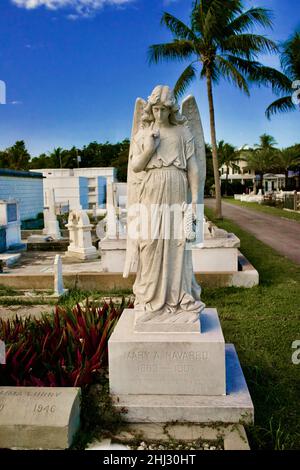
xmin=142 ymin=85 xmax=183 ymax=128
xmin=152 ymin=104 xmax=170 ymax=126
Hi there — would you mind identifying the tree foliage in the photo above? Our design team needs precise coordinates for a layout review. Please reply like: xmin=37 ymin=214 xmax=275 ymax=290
xmin=148 ymin=0 xmax=288 ymax=217
xmin=266 ymin=30 xmax=300 ymax=118
xmin=0 ymin=139 xmax=130 ymax=182
xmin=0 ymin=140 xmax=31 ymax=171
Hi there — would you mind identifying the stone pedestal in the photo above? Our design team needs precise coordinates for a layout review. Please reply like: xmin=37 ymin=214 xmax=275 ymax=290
xmin=99 ymin=230 xmax=240 ymax=274
xmin=100 ymin=237 xmax=131 ymax=272
xmin=43 ymin=189 xmax=61 ymax=240
xmin=43 ymin=213 xmax=61 ymax=240
xmin=192 ymin=233 xmax=240 ymax=273
xmin=109 ymin=309 xmax=254 ymax=424
xmin=0 ymin=199 xmax=22 ymax=250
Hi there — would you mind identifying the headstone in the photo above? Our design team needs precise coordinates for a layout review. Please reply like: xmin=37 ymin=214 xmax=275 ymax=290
xmin=53 ymin=255 xmax=68 ymax=297
xmin=43 ymin=189 xmax=61 ymax=240
xmin=0 ymin=387 xmax=80 ymax=449
xmin=65 ymin=210 xmax=98 ymax=260
xmin=0 ymin=340 xmax=5 ymax=364
xmin=99 ymin=183 xmax=127 ymax=270
xmin=0 ymin=199 xmax=22 ymax=250
xmin=105 ymin=183 xmax=118 ymax=239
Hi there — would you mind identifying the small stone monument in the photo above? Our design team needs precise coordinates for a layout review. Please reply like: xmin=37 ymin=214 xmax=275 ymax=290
xmin=65 ymin=210 xmax=98 ymax=260
xmin=0 ymin=387 xmax=80 ymax=449
xmin=108 ymin=86 xmax=254 ymax=424
xmin=0 ymin=340 xmax=5 ymax=364
xmin=43 ymin=189 xmax=61 ymax=240
xmin=0 ymin=199 xmax=23 ymax=250
xmin=99 ymin=183 xmax=128 ymax=272
xmin=53 ymin=255 xmax=68 ymax=297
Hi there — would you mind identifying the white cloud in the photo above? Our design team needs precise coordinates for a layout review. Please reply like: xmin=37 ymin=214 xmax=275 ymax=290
xmin=11 ymin=1 xmax=135 ymax=17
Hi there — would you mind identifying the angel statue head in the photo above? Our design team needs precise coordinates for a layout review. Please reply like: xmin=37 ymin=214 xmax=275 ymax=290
xmin=142 ymin=85 xmax=186 ymax=127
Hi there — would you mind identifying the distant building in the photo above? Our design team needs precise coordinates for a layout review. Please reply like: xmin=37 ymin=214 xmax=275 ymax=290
xmin=220 ymin=158 xmax=255 ymax=185
xmin=31 ymin=167 xmax=117 ymax=211
xmin=263 ymin=174 xmax=285 ymax=192
xmin=0 ymin=169 xmax=43 ymax=221
xmin=220 ymin=159 xmax=286 ymax=192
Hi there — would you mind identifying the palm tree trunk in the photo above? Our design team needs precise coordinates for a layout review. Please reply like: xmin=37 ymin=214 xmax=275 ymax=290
xmin=225 ymin=167 xmax=229 ymax=196
xmin=285 ymin=169 xmax=289 ymax=190
xmin=206 ymin=71 xmax=222 ymax=218
xmin=260 ymin=172 xmax=264 ymax=192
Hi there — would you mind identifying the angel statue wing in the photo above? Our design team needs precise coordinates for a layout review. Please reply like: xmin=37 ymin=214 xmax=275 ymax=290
xmin=123 ymin=97 xmax=146 ymax=278
xmin=181 ymin=95 xmax=206 ymax=245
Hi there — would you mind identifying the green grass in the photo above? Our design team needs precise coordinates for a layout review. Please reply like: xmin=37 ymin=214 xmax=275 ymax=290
xmin=223 ymin=196 xmax=300 ymax=223
xmin=204 ymin=207 xmax=300 ymax=450
xmin=0 ymin=287 xmax=132 ymax=307
xmin=0 ymin=285 xmax=19 ymax=297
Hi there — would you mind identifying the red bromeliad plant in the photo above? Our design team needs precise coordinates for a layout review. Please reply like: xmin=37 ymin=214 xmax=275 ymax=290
xmin=0 ymin=298 xmax=134 ymax=387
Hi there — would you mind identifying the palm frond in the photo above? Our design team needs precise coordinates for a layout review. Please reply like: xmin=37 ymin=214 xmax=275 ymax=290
xmin=174 ymin=63 xmax=197 ymax=99
xmin=266 ymin=96 xmax=297 ymax=119
xmin=161 ymin=12 xmax=197 ymax=41
xmin=280 ymin=31 xmax=300 ymax=79
xmin=215 ymin=55 xmax=249 ymax=94
xmin=191 ymin=0 xmax=204 ymax=36
xmin=203 ymin=0 xmax=242 ymax=41
xmin=226 ymin=55 xmax=292 ymax=95
xmin=148 ymin=41 xmax=195 ymax=64
xmin=222 ymin=34 xmax=278 ymax=58
xmin=226 ymin=7 xmax=274 ymax=35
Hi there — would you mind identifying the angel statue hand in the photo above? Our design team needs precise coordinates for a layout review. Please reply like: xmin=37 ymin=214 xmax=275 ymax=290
xmin=143 ymin=128 xmax=160 ymax=156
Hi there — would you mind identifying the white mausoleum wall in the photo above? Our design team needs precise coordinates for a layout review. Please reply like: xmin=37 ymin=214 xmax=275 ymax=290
xmin=43 ymin=176 xmax=89 ymax=211
xmin=0 ymin=174 xmax=44 ymax=221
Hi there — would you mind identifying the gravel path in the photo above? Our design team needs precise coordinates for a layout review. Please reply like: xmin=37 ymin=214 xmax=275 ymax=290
xmin=205 ymin=199 xmax=300 ymax=265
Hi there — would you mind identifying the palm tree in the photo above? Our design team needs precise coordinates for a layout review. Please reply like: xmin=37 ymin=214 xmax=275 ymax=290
xmin=256 ymin=133 xmax=277 ymax=150
xmin=218 ymin=141 xmax=241 ymax=196
xmin=266 ymin=31 xmax=300 ymax=119
xmin=245 ymin=134 xmax=278 ymax=192
xmin=149 ymin=0 xmax=289 ymax=218
xmin=50 ymin=147 xmax=63 ymax=168
xmin=276 ymin=146 xmax=300 ymax=189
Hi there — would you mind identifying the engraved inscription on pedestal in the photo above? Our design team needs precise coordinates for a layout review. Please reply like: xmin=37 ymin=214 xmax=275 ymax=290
xmin=109 ymin=309 xmax=226 ymax=396
xmin=0 ymin=387 xmax=81 ymax=449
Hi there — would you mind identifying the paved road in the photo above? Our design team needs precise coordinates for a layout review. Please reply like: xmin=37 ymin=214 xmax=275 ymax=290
xmin=205 ymin=199 xmax=300 ymax=265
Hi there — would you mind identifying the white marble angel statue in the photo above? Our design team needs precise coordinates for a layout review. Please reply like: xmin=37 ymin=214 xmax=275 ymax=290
xmin=123 ymin=85 xmax=206 ymax=321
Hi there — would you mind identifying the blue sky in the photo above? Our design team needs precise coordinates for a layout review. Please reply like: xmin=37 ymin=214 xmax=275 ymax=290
xmin=0 ymin=0 xmax=299 ymax=156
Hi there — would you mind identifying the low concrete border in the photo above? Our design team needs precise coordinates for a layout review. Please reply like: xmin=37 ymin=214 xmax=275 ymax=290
xmin=0 ymin=252 xmax=259 ymax=290
xmin=87 ymin=423 xmax=250 ymax=450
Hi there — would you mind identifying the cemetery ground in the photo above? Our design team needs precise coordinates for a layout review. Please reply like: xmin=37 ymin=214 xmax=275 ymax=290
xmin=0 ymin=212 xmax=299 ymax=450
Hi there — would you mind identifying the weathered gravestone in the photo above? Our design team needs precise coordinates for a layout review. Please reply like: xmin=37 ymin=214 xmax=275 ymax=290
xmin=0 ymin=387 xmax=81 ymax=449
xmin=65 ymin=210 xmax=98 ymax=260
xmin=53 ymin=254 xmax=68 ymax=297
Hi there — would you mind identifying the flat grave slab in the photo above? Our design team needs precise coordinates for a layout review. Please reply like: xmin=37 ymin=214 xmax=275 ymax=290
xmin=0 ymin=386 xmax=81 ymax=449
